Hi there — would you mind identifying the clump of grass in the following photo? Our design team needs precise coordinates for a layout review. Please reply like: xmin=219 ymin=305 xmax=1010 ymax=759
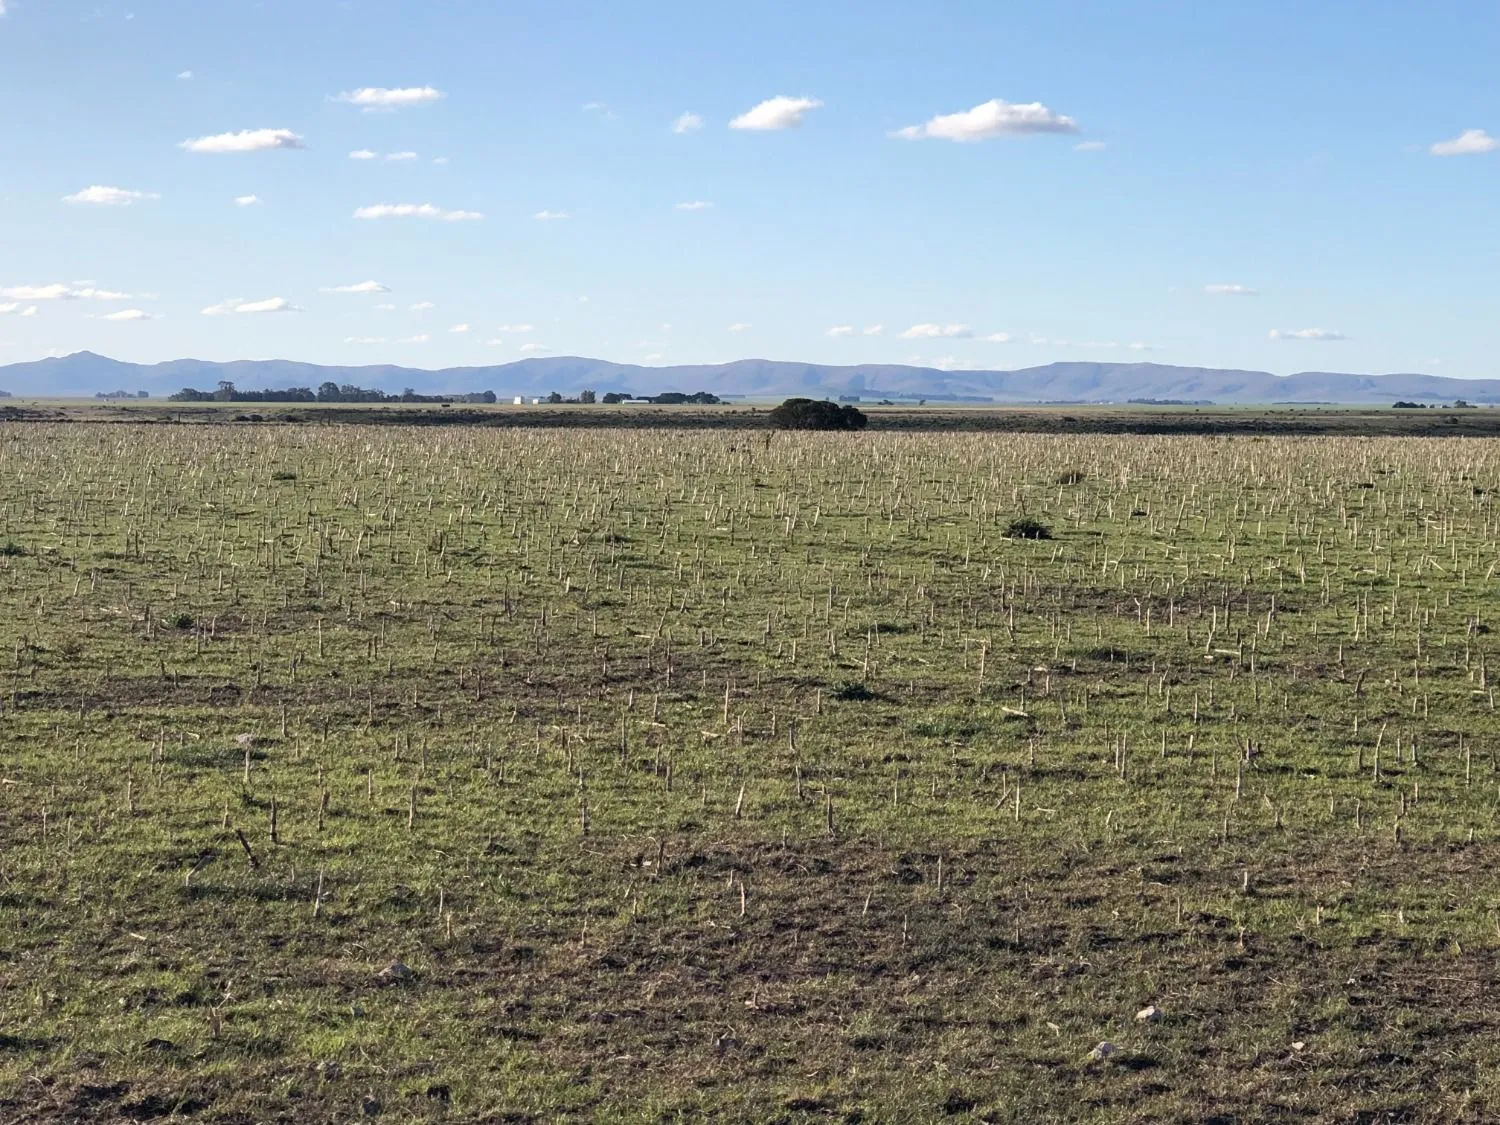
xmin=1004 ymin=517 xmax=1052 ymax=540
xmin=831 ymin=680 xmax=875 ymax=701
xmin=270 ymin=470 xmax=298 ymax=481
xmin=0 ymin=541 xmax=25 ymax=557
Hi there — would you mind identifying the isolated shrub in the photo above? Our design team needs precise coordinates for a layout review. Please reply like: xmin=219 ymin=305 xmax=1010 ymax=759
xmin=769 ymin=398 xmax=868 ymax=431
xmin=270 ymin=471 xmax=298 ymax=481
xmin=1056 ymin=469 xmax=1086 ymax=485
xmin=1004 ymin=517 xmax=1052 ymax=540
xmin=832 ymin=680 xmax=876 ymax=701
xmin=0 ymin=541 xmax=24 ymax=557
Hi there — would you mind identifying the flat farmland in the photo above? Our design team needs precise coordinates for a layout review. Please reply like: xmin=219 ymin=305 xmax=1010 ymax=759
xmin=4 ymin=423 xmax=1500 ymax=1123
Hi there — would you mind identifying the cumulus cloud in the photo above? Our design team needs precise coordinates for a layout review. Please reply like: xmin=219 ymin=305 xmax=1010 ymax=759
xmin=322 ymin=280 xmax=390 ymax=294
xmin=385 ymin=151 xmax=419 ymax=162
xmin=63 ymin=185 xmax=159 ymax=206
xmin=894 ymin=98 xmax=1078 ymax=142
xmin=335 ymin=86 xmax=445 ymax=110
xmin=1431 ymin=128 xmax=1497 ymax=157
xmin=1 ymin=283 xmax=131 ymax=301
xmin=0 ymin=302 xmax=31 ymax=314
xmin=672 ymin=112 xmax=704 ymax=134
xmin=533 ymin=210 xmax=570 ymax=220
xmin=1205 ymin=283 xmax=1258 ymax=296
xmin=354 ymin=202 xmax=483 ymax=221
xmin=349 ymin=149 xmax=378 ymax=160
xmin=234 ymin=194 xmax=262 ymax=206
xmin=21 ymin=306 xmax=37 ymax=317
xmin=826 ymin=325 xmax=855 ymax=337
xmin=201 ymin=297 xmax=299 ymax=316
xmin=449 ymin=323 xmax=470 ymax=333
xmin=103 ymin=309 xmax=155 ymax=321
xmin=1269 ymin=328 xmax=1346 ymax=341
xmin=730 ymin=95 xmax=823 ymax=131
xmin=180 ymin=128 xmax=305 ymax=154
xmin=675 ymin=200 xmax=713 ymax=211
xmin=901 ymin=323 xmax=973 ymax=339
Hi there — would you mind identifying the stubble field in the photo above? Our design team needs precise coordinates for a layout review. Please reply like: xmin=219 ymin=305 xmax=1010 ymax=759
xmin=3 ymin=422 xmax=1500 ymax=1123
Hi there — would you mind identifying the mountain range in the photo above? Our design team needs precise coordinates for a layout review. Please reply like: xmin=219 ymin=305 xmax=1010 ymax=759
xmin=3 ymin=351 xmax=1498 ymax=405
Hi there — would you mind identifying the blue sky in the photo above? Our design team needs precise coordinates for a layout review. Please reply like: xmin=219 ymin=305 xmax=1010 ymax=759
xmin=1 ymin=0 xmax=1497 ymax=376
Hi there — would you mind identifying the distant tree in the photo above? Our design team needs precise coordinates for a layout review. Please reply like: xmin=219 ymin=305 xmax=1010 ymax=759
xmin=545 ymin=391 xmax=564 ymax=404
xmin=579 ymin=389 xmax=597 ymax=404
xmin=317 ymin=381 xmax=341 ymax=403
xmin=768 ymin=397 xmax=868 ymax=431
xmin=1392 ymin=401 xmax=1427 ymax=409
xmin=137 ymin=390 xmax=149 ymax=399
xmin=213 ymin=380 xmax=237 ymax=402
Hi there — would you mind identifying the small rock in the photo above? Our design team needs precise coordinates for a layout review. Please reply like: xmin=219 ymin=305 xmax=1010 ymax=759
xmin=376 ymin=959 xmax=414 ymax=984
xmin=1135 ymin=1004 xmax=1162 ymax=1023
xmin=1292 ymin=1041 xmax=1306 ymax=1052
xmin=1088 ymin=1040 xmax=1119 ymax=1062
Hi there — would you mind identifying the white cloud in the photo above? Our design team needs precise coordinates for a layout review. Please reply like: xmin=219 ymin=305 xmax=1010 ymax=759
xmin=1205 ymin=283 xmax=1258 ymax=296
xmin=21 ymin=306 xmax=37 ymax=318
xmin=497 ymin=323 xmax=533 ymax=332
xmin=234 ymin=194 xmax=262 ymax=206
xmin=826 ymin=325 xmax=855 ymax=337
xmin=1431 ymin=129 xmax=1497 ymax=157
xmin=433 ymin=156 xmax=449 ymax=165
xmin=201 ymin=297 xmax=299 ymax=316
xmin=901 ymin=323 xmax=973 ymax=339
xmin=486 ymin=337 xmax=505 ymax=346
xmin=863 ymin=325 xmax=884 ymax=336
xmin=354 ymin=202 xmax=483 ymax=221
xmin=103 ymin=309 xmax=154 ymax=321
xmin=519 ymin=342 xmax=548 ymax=354
xmin=385 ymin=151 xmax=419 ymax=162
xmin=1074 ymin=140 xmax=1107 ymax=152
xmin=582 ymin=102 xmax=606 ymax=112
xmin=409 ymin=301 xmax=435 ymax=311
xmin=345 ymin=336 xmax=387 ymax=344
xmin=728 ymin=322 xmax=752 ymax=332
xmin=0 ymin=302 xmax=27 ymax=314
xmin=63 ymin=185 xmax=159 ymax=206
xmin=335 ymin=86 xmax=445 ymax=110
xmin=396 ymin=334 xmax=430 ymax=344
xmin=375 ymin=303 xmax=396 ymax=311
xmin=533 ymin=210 xmax=570 ymax=220
xmin=672 ymin=112 xmax=704 ymax=134
xmin=982 ymin=332 xmax=1015 ymax=343
xmin=675 ymin=200 xmax=713 ymax=211
xmin=1127 ymin=341 xmax=1156 ymax=351
xmin=322 ymin=280 xmax=390 ymax=294
xmin=349 ymin=149 xmax=378 ymax=161
xmin=730 ymin=95 xmax=823 ymax=131
xmin=449 ymin=323 xmax=470 ymax=333
xmin=1 ymin=283 xmax=131 ymax=301
xmin=180 ymin=128 xmax=305 ymax=154
xmin=894 ymin=99 xmax=1078 ymax=142
xmin=1269 ymin=328 xmax=1346 ymax=341
xmin=177 ymin=70 xmax=193 ymax=80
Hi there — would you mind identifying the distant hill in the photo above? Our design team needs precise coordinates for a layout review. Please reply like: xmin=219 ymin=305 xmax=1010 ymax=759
xmin=4 ymin=351 xmax=1500 ymax=405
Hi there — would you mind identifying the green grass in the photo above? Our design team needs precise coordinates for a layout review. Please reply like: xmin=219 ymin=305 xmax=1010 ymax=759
xmin=4 ymin=423 xmax=1500 ymax=1121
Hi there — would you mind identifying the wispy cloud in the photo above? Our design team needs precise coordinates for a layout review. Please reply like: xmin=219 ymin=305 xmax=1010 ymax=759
xmin=672 ymin=112 xmax=704 ymax=134
xmin=1205 ymin=283 xmax=1258 ymax=296
xmin=180 ymin=128 xmax=304 ymax=154
xmin=335 ymin=86 xmax=445 ymax=110
xmin=1431 ymin=128 xmax=1497 ymax=157
xmin=409 ymin=301 xmax=435 ymax=311
xmin=675 ymin=200 xmax=713 ymax=211
xmin=449 ymin=323 xmax=470 ymax=333
xmin=0 ymin=302 xmax=37 ymax=315
xmin=349 ymin=149 xmax=378 ymax=161
xmin=322 ymin=280 xmax=390 ymax=294
xmin=1269 ymin=328 xmax=1346 ymax=341
xmin=901 ymin=323 xmax=973 ymax=339
xmin=863 ymin=325 xmax=884 ymax=336
xmin=63 ymin=185 xmax=159 ymax=206
xmin=103 ymin=309 xmax=155 ymax=321
xmin=396 ymin=334 xmax=430 ymax=344
xmin=345 ymin=336 xmax=387 ymax=344
xmin=354 ymin=202 xmax=483 ymax=221
xmin=177 ymin=70 xmax=193 ymax=80
xmin=1074 ymin=140 xmax=1107 ymax=152
xmin=730 ymin=95 xmax=823 ymax=131
xmin=728 ymin=322 xmax=751 ymax=332
xmin=234 ymin=194 xmax=262 ymax=206
xmin=1 ymin=283 xmax=132 ymax=301
xmin=201 ymin=297 xmax=299 ymax=316
xmin=497 ymin=323 xmax=533 ymax=332
xmin=894 ymin=98 xmax=1077 ymax=142
xmin=826 ymin=325 xmax=855 ymax=337
xmin=533 ymin=209 xmax=570 ymax=220
xmin=385 ymin=151 xmax=419 ymax=162
xmin=519 ymin=342 xmax=548 ymax=354
xmin=982 ymin=332 xmax=1015 ymax=343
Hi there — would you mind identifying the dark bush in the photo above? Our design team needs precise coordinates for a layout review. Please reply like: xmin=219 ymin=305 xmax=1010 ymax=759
xmin=1056 ymin=469 xmax=1086 ymax=485
xmin=171 ymin=613 xmax=195 ymax=630
xmin=270 ymin=471 xmax=298 ymax=481
xmin=832 ymin=680 xmax=876 ymax=701
xmin=1005 ymin=517 xmax=1052 ymax=540
xmin=769 ymin=398 xmax=868 ymax=431
xmin=0 ymin=542 xmax=24 ymax=557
